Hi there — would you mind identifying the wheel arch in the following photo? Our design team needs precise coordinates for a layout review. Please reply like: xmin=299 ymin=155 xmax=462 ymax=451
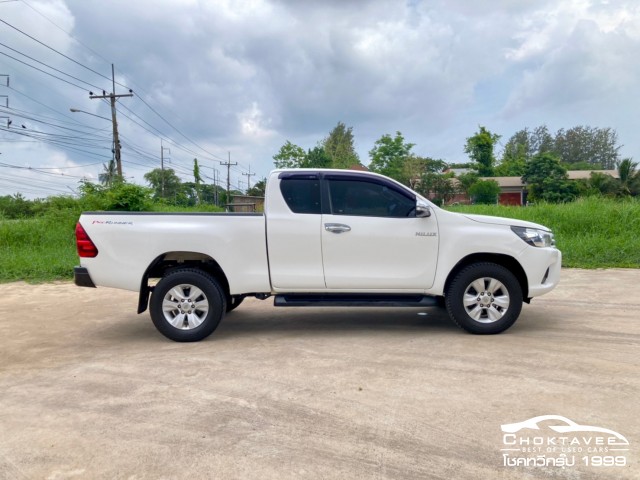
xmin=137 ymin=251 xmax=230 ymax=314
xmin=443 ymin=253 xmax=529 ymax=303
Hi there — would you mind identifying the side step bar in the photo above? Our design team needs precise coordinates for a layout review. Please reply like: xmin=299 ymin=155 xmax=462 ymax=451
xmin=274 ymin=294 xmax=439 ymax=308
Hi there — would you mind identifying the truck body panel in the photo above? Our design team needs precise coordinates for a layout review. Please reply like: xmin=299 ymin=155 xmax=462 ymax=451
xmin=75 ymin=168 xmax=562 ymax=340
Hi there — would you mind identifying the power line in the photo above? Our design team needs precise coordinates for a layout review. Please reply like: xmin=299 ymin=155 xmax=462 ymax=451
xmin=19 ymin=0 xmax=113 ymax=66
xmin=0 ymin=126 xmax=112 ymax=160
xmin=0 ymin=50 xmax=89 ymax=91
xmin=0 ymin=106 xmax=112 ymax=139
xmin=0 ymin=17 xmax=114 ymax=86
xmin=135 ymin=94 xmax=228 ymax=163
xmin=3 ymin=85 xmax=94 ymax=126
xmin=0 ymin=41 xmax=104 ymax=90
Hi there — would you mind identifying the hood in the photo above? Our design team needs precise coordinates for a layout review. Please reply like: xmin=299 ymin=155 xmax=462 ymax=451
xmin=462 ymin=213 xmax=550 ymax=231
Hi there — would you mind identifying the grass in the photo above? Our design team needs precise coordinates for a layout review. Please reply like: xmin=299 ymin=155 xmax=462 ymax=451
xmin=0 ymin=210 xmax=79 ymax=283
xmin=0 ymin=196 xmax=638 ymax=283
xmin=446 ymin=196 xmax=640 ymax=268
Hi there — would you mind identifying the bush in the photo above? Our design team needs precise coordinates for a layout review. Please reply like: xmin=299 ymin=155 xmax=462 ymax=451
xmin=469 ymin=180 xmax=500 ymax=204
xmin=0 ymin=194 xmax=36 ymax=219
xmin=104 ymin=183 xmax=152 ymax=211
xmin=78 ymin=180 xmax=152 ymax=211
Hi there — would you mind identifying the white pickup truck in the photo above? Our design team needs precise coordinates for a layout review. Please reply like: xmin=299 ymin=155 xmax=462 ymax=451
xmin=74 ymin=169 xmax=561 ymax=341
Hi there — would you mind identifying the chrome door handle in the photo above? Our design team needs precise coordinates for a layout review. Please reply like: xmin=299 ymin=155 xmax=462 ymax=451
xmin=324 ymin=223 xmax=351 ymax=234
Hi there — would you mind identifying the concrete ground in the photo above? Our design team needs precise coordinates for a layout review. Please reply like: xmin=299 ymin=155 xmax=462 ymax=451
xmin=0 ymin=269 xmax=638 ymax=480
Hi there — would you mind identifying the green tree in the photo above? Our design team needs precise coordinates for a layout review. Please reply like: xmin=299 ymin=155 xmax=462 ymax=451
xmin=247 ymin=178 xmax=266 ymax=197
xmin=617 ymin=158 xmax=638 ymax=196
xmin=554 ymin=126 xmax=620 ymax=169
xmin=502 ymin=126 xmax=554 ymax=164
xmin=323 ymin=122 xmax=359 ymax=169
xmin=144 ymin=168 xmax=183 ymax=202
xmin=417 ymin=172 xmax=455 ymax=206
xmin=522 ymin=153 xmax=577 ymax=203
xmin=402 ymin=156 xmax=447 ymax=189
xmin=494 ymin=157 xmax=526 ymax=176
xmin=199 ymin=184 xmax=220 ymax=205
xmin=368 ymin=131 xmax=415 ymax=183
xmin=468 ymin=180 xmax=500 ymax=204
xmin=586 ymin=172 xmax=620 ymax=197
xmin=98 ymin=159 xmax=118 ymax=187
xmin=193 ymin=158 xmax=203 ymax=204
xmin=464 ymin=126 xmax=500 ymax=176
xmin=456 ymin=171 xmax=480 ymax=196
xmin=303 ymin=146 xmax=332 ymax=168
xmin=273 ymin=141 xmax=306 ymax=169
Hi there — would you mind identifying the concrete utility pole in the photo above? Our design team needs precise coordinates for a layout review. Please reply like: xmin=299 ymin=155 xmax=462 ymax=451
xmin=89 ymin=64 xmax=132 ymax=177
xmin=212 ymin=168 xmax=220 ymax=206
xmin=0 ymin=75 xmax=8 ymax=127
xmin=160 ymin=139 xmax=170 ymax=198
xmin=220 ymin=151 xmax=237 ymax=211
xmin=242 ymin=165 xmax=255 ymax=192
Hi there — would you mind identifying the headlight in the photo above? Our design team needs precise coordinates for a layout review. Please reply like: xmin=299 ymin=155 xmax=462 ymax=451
xmin=511 ymin=226 xmax=555 ymax=248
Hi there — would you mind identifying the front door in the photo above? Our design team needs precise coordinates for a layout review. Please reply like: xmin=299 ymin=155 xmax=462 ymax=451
xmin=321 ymin=174 xmax=439 ymax=290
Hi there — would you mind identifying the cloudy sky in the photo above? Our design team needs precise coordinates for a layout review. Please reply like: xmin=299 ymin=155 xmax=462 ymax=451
xmin=0 ymin=0 xmax=639 ymax=197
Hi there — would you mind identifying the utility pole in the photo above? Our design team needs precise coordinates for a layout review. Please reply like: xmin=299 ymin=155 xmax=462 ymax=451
xmin=89 ymin=64 xmax=132 ymax=177
xmin=242 ymin=165 xmax=256 ymax=193
xmin=160 ymin=139 xmax=170 ymax=198
xmin=0 ymin=75 xmax=8 ymax=128
xmin=212 ymin=167 xmax=220 ymax=206
xmin=220 ymin=151 xmax=237 ymax=211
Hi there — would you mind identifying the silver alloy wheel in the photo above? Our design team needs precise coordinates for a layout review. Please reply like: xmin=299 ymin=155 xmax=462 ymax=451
xmin=161 ymin=284 xmax=209 ymax=330
xmin=462 ymin=277 xmax=510 ymax=323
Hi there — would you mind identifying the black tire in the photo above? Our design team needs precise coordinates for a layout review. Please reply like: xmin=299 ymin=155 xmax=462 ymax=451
xmin=226 ymin=295 xmax=245 ymax=313
xmin=445 ymin=262 xmax=523 ymax=334
xmin=150 ymin=268 xmax=226 ymax=342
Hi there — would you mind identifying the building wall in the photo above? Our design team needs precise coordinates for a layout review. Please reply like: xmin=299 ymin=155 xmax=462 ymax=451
xmin=499 ymin=192 xmax=522 ymax=206
xmin=230 ymin=195 xmax=265 ymax=212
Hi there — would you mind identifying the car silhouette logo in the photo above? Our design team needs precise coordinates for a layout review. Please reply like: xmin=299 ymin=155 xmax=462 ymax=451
xmin=501 ymin=415 xmax=629 ymax=445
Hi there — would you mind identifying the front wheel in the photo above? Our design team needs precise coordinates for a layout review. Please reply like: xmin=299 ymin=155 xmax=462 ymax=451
xmin=445 ymin=263 xmax=523 ymax=334
xmin=150 ymin=268 xmax=226 ymax=342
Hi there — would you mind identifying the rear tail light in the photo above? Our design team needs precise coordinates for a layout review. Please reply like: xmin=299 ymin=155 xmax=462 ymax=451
xmin=75 ymin=223 xmax=98 ymax=258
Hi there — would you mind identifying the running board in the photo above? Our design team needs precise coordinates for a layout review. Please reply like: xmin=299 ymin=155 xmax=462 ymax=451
xmin=274 ymin=294 xmax=439 ymax=308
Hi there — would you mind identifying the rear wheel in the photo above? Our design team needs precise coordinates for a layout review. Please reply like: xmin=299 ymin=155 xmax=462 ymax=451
xmin=445 ymin=263 xmax=523 ymax=334
xmin=150 ymin=268 xmax=226 ymax=342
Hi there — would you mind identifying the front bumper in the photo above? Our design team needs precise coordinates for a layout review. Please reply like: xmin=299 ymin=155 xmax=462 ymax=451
xmin=520 ymin=247 xmax=562 ymax=298
xmin=74 ymin=266 xmax=96 ymax=288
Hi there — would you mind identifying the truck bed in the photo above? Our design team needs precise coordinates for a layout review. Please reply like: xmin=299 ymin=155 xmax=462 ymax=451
xmin=78 ymin=212 xmax=271 ymax=294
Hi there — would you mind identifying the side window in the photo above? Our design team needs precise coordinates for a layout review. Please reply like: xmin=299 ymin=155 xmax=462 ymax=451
xmin=328 ymin=179 xmax=416 ymax=217
xmin=280 ymin=178 xmax=321 ymax=214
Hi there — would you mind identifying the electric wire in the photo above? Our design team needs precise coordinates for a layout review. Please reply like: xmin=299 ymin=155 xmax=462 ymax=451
xmin=0 ymin=18 xmax=114 ymax=86
xmin=0 ymin=41 xmax=104 ymax=91
xmin=19 ymin=0 xmax=112 ymax=65
xmin=0 ymin=50 xmax=91 ymax=92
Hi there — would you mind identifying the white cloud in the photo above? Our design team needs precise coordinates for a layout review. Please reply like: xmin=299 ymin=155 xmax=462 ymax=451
xmin=1 ymin=0 xmax=639 ymax=196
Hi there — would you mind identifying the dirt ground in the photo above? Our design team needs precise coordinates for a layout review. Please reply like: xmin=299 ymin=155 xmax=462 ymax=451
xmin=0 ymin=269 xmax=639 ymax=480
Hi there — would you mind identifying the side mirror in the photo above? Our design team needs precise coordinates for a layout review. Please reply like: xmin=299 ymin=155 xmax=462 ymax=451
xmin=416 ymin=200 xmax=431 ymax=218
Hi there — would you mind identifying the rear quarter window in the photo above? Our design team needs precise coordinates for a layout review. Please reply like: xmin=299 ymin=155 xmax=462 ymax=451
xmin=280 ymin=178 xmax=321 ymax=214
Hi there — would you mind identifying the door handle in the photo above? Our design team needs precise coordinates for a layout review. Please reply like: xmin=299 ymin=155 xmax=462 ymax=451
xmin=324 ymin=223 xmax=351 ymax=234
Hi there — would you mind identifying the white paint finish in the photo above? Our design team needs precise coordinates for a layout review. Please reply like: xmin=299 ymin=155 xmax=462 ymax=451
xmin=264 ymin=175 xmax=325 ymax=289
xmin=321 ymin=213 xmax=439 ymax=289
xmin=79 ymin=169 xmax=561 ymax=306
xmin=79 ymin=214 xmax=271 ymax=294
